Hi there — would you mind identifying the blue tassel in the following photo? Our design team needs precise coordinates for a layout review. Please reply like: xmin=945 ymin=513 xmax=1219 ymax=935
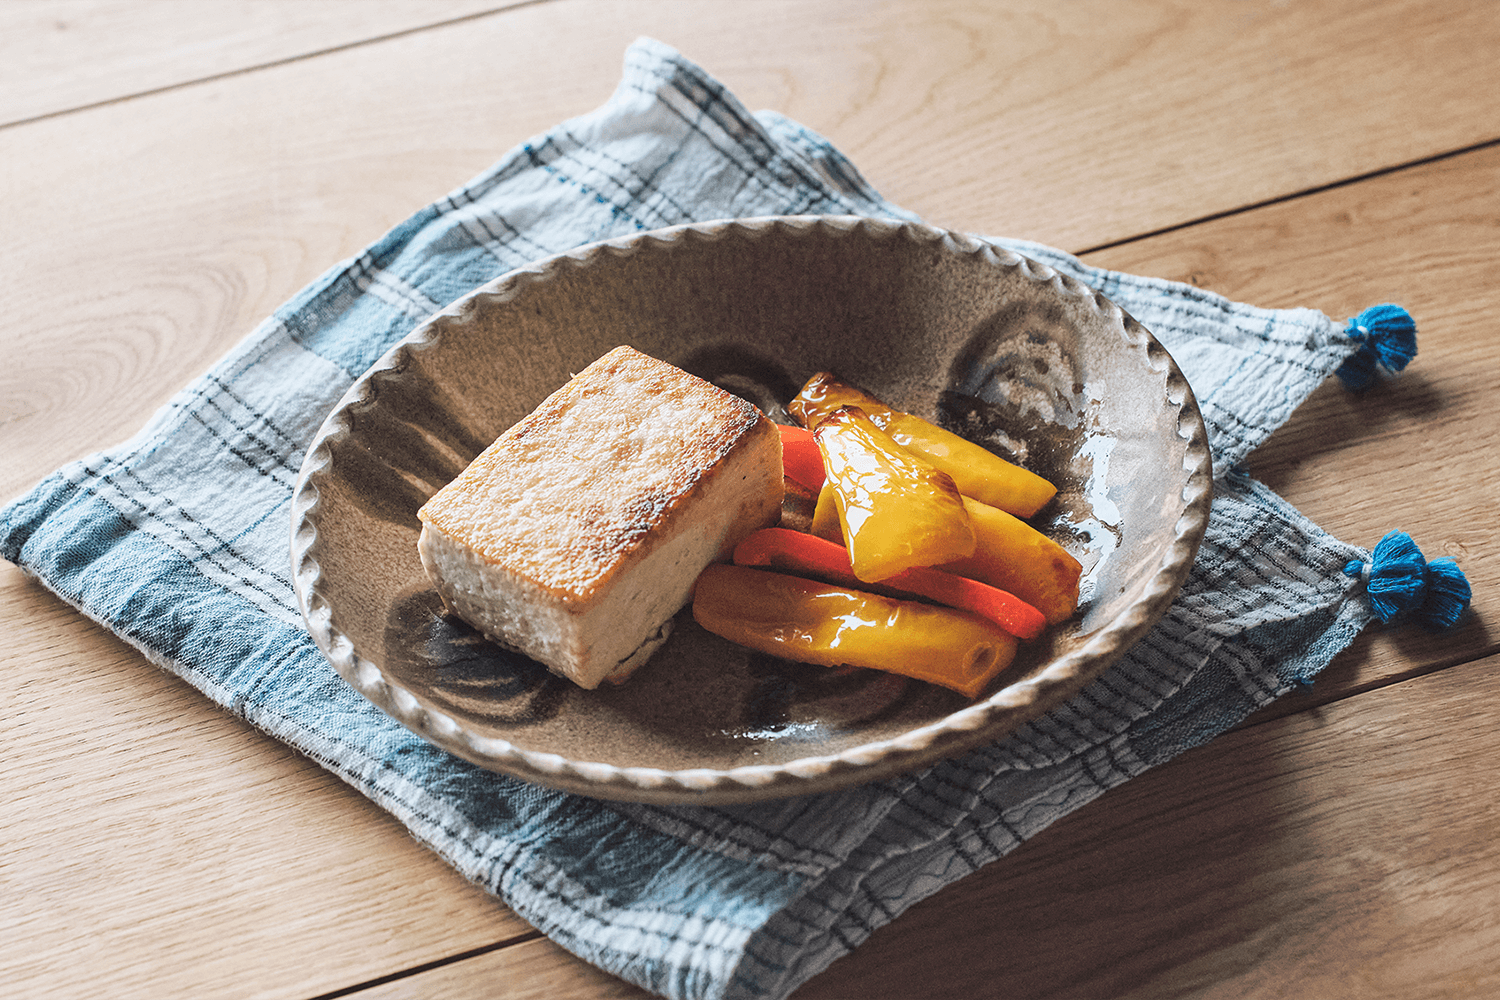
xmin=1335 ymin=304 xmax=1417 ymax=390
xmin=1345 ymin=530 xmax=1472 ymax=629
xmin=1365 ymin=531 xmax=1429 ymax=621
xmin=1334 ymin=347 xmax=1378 ymax=391
xmin=1422 ymin=558 xmax=1473 ymax=630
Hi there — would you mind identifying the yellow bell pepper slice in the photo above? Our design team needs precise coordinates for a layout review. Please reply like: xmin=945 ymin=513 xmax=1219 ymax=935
xmin=692 ymin=564 xmax=1018 ymax=699
xmin=791 ymin=372 xmax=1057 ymax=518
xmin=810 ymin=480 xmax=843 ymax=542
xmin=940 ymin=497 xmax=1082 ymax=625
xmin=815 ymin=481 xmax=1080 ymax=624
xmin=813 ymin=405 xmax=975 ymax=583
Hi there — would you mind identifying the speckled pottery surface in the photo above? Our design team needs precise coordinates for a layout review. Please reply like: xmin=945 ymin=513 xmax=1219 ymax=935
xmin=290 ymin=215 xmax=1213 ymax=804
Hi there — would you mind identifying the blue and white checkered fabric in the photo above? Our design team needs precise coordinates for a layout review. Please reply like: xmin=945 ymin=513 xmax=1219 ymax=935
xmin=1 ymin=38 xmax=1382 ymax=1000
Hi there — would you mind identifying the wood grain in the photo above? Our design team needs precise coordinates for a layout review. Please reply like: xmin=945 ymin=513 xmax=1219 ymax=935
xmin=0 ymin=0 xmax=512 ymax=125
xmin=6 ymin=0 xmax=1500 ymax=496
xmin=353 ymin=936 xmax=654 ymax=1000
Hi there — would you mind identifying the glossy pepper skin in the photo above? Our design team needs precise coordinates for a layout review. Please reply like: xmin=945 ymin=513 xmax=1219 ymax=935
xmin=692 ymin=564 xmax=1018 ymax=699
xmin=791 ymin=372 xmax=1057 ymax=518
xmin=733 ymin=526 xmax=1047 ymax=640
xmin=813 ymin=462 xmax=1080 ymax=625
xmin=810 ymin=481 xmax=843 ymax=542
xmin=941 ymin=496 xmax=1082 ymax=625
xmin=776 ymin=423 xmax=825 ymax=491
xmin=813 ymin=405 xmax=976 ymax=583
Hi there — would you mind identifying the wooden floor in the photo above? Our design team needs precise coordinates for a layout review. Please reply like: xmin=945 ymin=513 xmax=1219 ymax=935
xmin=3 ymin=2 xmax=1497 ymax=997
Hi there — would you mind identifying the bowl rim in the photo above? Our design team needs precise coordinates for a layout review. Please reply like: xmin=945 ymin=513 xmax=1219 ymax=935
xmin=289 ymin=214 xmax=1215 ymax=804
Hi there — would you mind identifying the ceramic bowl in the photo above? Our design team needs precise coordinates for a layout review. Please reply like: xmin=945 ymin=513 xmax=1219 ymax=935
xmin=290 ymin=215 xmax=1213 ymax=804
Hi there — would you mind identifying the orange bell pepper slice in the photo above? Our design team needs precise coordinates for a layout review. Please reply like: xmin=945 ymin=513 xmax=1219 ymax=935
xmin=791 ymin=372 xmax=1057 ymax=518
xmin=692 ymin=564 xmax=1018 ymax=699
xmin=733 ymin=527 xmax=1045 ymax=640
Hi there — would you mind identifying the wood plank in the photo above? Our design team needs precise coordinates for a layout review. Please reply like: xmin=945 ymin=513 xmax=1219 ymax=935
xmin=353 ymin=936 xmax=654 ymax=1000
xmin=338 ymin=652 xmax=1500 ymax=998
xmin=0 ymin=562 xmax=532 ymax=1000
xmin=0 ymin=0 xmax=514 ymax=125
xmin=6 ymin=0 xmax=1500 ymax=499
xmin=1086 ymin=142 xmax=1500 ymax=710
xmin=833 ymin=0 xmax=1500 ymax=247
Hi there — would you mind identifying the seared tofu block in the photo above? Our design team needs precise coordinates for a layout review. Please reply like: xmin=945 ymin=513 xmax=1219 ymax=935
xmin=417 ymin=346 xmax=783 ymax=688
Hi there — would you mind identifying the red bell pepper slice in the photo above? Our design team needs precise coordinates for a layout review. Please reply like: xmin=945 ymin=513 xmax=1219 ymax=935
xmin=732 ymin=527 xmax=1046 ymax=640
xmin=778 ymin=423 xmax=825 ymax=492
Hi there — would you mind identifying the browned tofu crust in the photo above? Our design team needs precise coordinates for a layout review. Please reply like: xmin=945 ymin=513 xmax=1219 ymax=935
xmin=417 ymin=346 xmax=778 ymax=609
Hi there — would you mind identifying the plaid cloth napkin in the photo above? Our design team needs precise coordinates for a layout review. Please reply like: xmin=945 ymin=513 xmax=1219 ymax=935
xmin=1 ymin=38 xmax=1419 ymax=1000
